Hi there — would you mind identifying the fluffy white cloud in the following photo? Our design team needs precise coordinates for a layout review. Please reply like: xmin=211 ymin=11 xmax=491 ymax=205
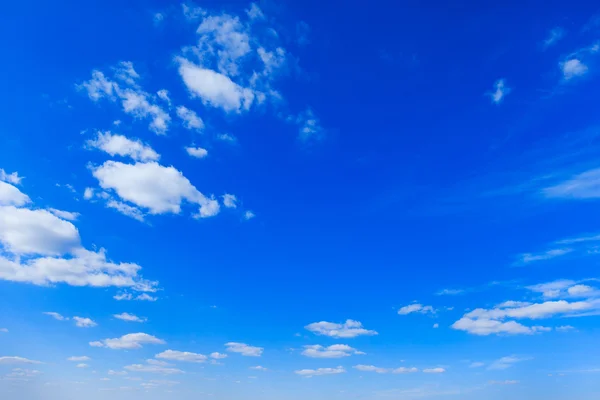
xmin=155 ymin=350 xmax=207 ymax=363
xmin=246 ymin=3 xmax=264 ymax=20
xmin=0 ymin=169 xmax=23 ymax=185
xmin=106 ymin=200 xmax=145 ymax=222
xmin=81 ymin=63 xmax=171 ymax=134
xmin=124 ymin=363 xmax=183 ymax=375
xmin=294 ymin=366 xmax=345 ymax=377
xmin=73 ymin=317 xmax=97 ymax=328
xmin=249 ymin=365 xmax=267 ymax=371
xmin=44 ymin=312 xmax=68 ymax=321
xmin=301 ymin=344 xmax=364 ymax=358
xmin=210 ymin=352 xmax=227 ymax=359
xmin=176 ymin=106 xmax=204 ymax=130
xmin=92 ymin=161 xmax=219 ymax=218
xmin=222 ymin=194 xmax=237 ymax=208
xmin=561 ymin=59 xmax=588 ymax=80
xmin=48 ymin=208 xmax=80 ymax=221
xmin=305 ymin=320 xmax=378 ymax=339
xmin=398 ymin=303 xmax=435 ymax=315
xmin=488 ymin=79 xmax=510 ymax=104
xmin=423 ymin=368 xmax=446 ymax=374
xmin=0 ymin=357 xmax=41 ymax=365
xmin=465 ymin=300 xmax=593 ymax=320
xmin=177 ymin=59 xmax=254 ymax=112
xmin=452 ymin=318 xmax=545 ymax=336
xmin=89 ymin=333 xmax=165 ymax=349
xmin=114 ymin=312 xmax=146 ymax=323
xmin=568 ymin=284 xmax=594 ymax=296
xmin=67 ymin=356 xmax=90 ymax=362
xmin=225 ymin=342 xmax=263 ymax=357
xmin=87 ymin=131 xmax=160 ymax=162
xmin=135 ymin=293 xmax=158 ymax=301
xmin=244 ymin=210 xmax=255 ymax=220
xmin=0 ymin=181 xmax=30 ymax=206
xmin=488 ymin=356 xmax=529 ymax=370
xmin=526 ymin=280 xmax=576 ymax=298
xmin=185 ymin=146 xmax=208 ymax=159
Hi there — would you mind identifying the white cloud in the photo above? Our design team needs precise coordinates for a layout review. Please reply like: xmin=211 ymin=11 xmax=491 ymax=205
xmin=157 ymin=89 xmax=170 ymax=104
xmin=87 ymin=131 xmax=159 ymax=162
xmin=80 ymin=64 xmax=171 ymax=134
xmin=489 ymin=380 xmax=519 ymax=385
xmin=0 ymin=169 xmax=23 ymax=185
xmin=353 ymin=365 xmax=388 ymax=374
xmin=296 ymin=108 xmax=324 ymax=142
xmin=249 ymin=365 xmax=267 ymax=371
xmin=0 ymin=181 xmax=30 ymax=206
xmin=124 ymin=363 xmax=183 ymax=375
xmin=488 ymin=79 xmax=510 ymax=104
xmin=114 ymin=312 xmax=146 ymax=323
xmin=0 ymin=357 xmax=41 ymax=365
xmin=544 ymin=168 xmax=600 ymax=198
xmin=526 ymin=280 xmax=576 ymax=298
xmin=44 ymin=312 xmax=68 ymax=321
xmin=106 ymin=200 xmax=145 ymax=222
xmin=517 ymin=248 xmax=572 ymax=264
xmin=295 ymin=366 xmax=345 ymax=377
xmin=488 ymin=356 xmax=529 ymax=370
xmin=423 ymin=368 xmax=445 ymax=374
xmin=89 ymin=333 xmax=165 ymax=349
xmin=305 ymin=319 xmax=378 ymax=339
xmin=433 ymin=323 xmax=439 ymax=329
xmin=222 ymin=194 xmax=237 ymax=208
xmin=436 ymin=288 xmax=465 ymax=296
xmin=398 ymin=303 xmax=435 ymax=315
xmin=0 ymin=206 xmax=80 ymax=255
xmin=108 ymin=370 xmax=127 ymax=376
xmin=182 ymin=3 xmax=205 ymax=20
xmin=76 ymin=363 xmax=89 ymax=368
xmin=543 ymin=27 xmax=565 ymax=48
xmin=155 ymin=350 xmax=207 ymax=363
xmin=246 ymin=3 xmax=264 ymax=20
xmin=568 ymin=284 xmax=594 ymax=296
xmin=178 ymin=59 xmax=254 ymax=113
xmin=92 ymin=161 xmax=219 ymax=218
xmin=48 ymin=208 xmax=80 ymax=221
xmin=244 ymin=210 xmax=255 ymax=220
xmin=210 ymin=352 xmax=227 ymax=359
xmin=67 ymin=356 xmax=90 ymax=362
xmin=561 ymin=59 xmax=588 ymax=80
xmin=216 ymin=133 xmax=237 ymax=143
xmin=135 ymin=293 xmax=158 ymax=301
xmin=451 ymin=317 xmax=546 ymax=336
xmin=301 ymin=344 xmax=364 ymax=359
xmin=176 ymin=106 xmax=204 ymax=130
xmin=83 ymin=187 xmax=94 ymax=200
xmin=185 ymin=146 xmax=208 ymax=159
xmin=73 ymin=317 xmax=97 ymax=328
xmin=556 ymin=325 xmax=576 ymax=332
xmin=225 ymin=342 xmax=263 ymax=357
xmin=115 ymin=292 xmax=158 ymax=301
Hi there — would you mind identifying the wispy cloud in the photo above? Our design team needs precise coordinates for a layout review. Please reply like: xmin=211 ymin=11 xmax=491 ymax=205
xmin=488 ymin=79 xmax=511 ymax=104
xmin=543 ymin=27 xmax=565 ymax=49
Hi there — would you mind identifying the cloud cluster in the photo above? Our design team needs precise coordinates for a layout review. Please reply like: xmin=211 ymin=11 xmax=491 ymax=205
xmin=90 ymin=333 xmax=165 ymax=349
xmin=305 ymin=320 xmax=378 ymax=339
xmin=301 ymin=344 xmax=365 ymax=359
xmin=225 ymin=342 xmax=263 ymax=357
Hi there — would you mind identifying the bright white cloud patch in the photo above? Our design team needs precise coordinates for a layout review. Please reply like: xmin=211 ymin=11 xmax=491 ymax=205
xmin=176 ymin=106 xmax=204 ymax=130
xmin=423 ymin=367 xmax=446 ymax=374
xmin=156 ymin=350 xmax=207 ymax=363
xmin=517 ymin=248 xmax=572 ymax=264
xmin=398 ymin=303 xmax=435 ymax=315
xmin=305 ymin=320 xmax=378 ymax=338
xmin=244 ymin=210 xmax=255 ymax=220
xmin=301 ymin=344 xmax=364 ymax=358
xmin=0 ymin=181 xmax=30 ymax=206
xmin=44 ymin=312 xmax=68 ymax=321
xmin=48 ymin=208 xmax=79 ymax=221
xmin=225 ymin=342 xmax=263 ymax=357
xmin=76 ymin=363 xmax=89 ymax=368
xmin=185 ymin=146 xmax=208 ymax=159
xmin=353 ymin=365 xmax=419 ymax=374
xmin=106 ymin=200 xmax=145 ymax=222
xmin=561 ymin=59 xmax=588 ymax=80
xmin=544 ymin=168 xmax=600 ymax=199
xmin=488 ymin=79 xmax=510 ymax=104
xmin=87 ymin=131 xmax=160 ymax=162
xmin=210 ymin=352 xmax=227 ymax=359
xmin=67 ymin=356 xmax=90 ymax=362
xmin=295 ymin=366 xmax=345 ymax=377
xmin=0 ymin=169 xmax=23 ymax=185
xmin=114 ymin=312 xmax=146 ymax=323
xmin=92 ymin=161 xmax=219 ymax=218
xmin=73 ymin=317 xmax=97 ymax=328
xmin=222 ymin=194 xmax=237 ymax=208
xmin=89 ymin=333 xmax=165 ymax=349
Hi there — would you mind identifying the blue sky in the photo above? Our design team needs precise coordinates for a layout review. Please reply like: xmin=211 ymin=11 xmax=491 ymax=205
xmin=1 ymin=0 xmax=600 ymax=399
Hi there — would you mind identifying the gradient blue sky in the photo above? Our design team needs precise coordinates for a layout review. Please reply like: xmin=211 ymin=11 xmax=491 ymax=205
xmin=1 ymin=1 xmax=600 ymax=399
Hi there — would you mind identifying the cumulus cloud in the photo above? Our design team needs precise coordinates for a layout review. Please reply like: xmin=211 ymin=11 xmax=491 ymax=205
xmin=44 ymin=312 xmax=68 ymax=321
xmin=398 ymin=303 xmax=435 ymax=315
xmin=89 ymin=333 xmax=165 ymax=349
xmin=185 ymin=146 xmax=208 ymax=159
xmin=0 ymin=169 xmax=23 ymax=185
xmin=225 ymin=342 xmax=263 ymax=357
xmin=305 ymin=320 xmax=378 ymax=338
xmin=87 ymin=131 xmax=160 ymax=162
xmin=176 ymin=106 xmax=204 ymax=130
xmin=210 ymin=352 xmax=227 ymax=360
xmin=73 ymin=317 xmax=97 ymax=328
xmin=155 ymin=350 xmax=207 ymax=363
xmin=114 ymin=312 xmax=146 ymax=323
xmin=301 ymin=344 xmax=364 ymax=359
xmin=488 ymin=79 xmax=510 ymax=104
xmin=48 ymin=208 xmax=80 ymax=221
xmin=0 ymin=181 xmax=30 ymax=206
xmin=294 ymin=366 xmax=345 ymax=377
xmin=222 ymin=194 xmax=237 ymax=208
xmin=561 ymin=59 xmax=588 ymax=80
xmin=249 ymin=365 xmax=267 ymax=371
xmin=243 ymin=210 xmax=255 ymax=220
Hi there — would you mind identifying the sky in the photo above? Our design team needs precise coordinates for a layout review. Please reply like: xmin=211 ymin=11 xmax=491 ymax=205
xmin=1 ymin=1 xmax=600 ymax=399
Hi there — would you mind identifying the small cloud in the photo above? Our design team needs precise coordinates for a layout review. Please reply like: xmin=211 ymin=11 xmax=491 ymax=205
xmin=43 ymin=312 xmax=69 ymax=321
xmin=153 ymin=12 xmax=165 ymax=25
xmin=246 ymin=3 xmax=264 ymax=20
xmin=397 ymin=303 xmax=435 ymax=315
xmin=489 ymin=380 xmax=519 ymax=385
xmin=225 ymin=342 xmax=263 ymax=357
xmin=73 ymin=317 xmax=97 ymax=328
xmin=114 ymin=312 xmax=147 ymax=323
xmin=470 ymin=362 xmax=485 ymax=368
xmin=250 ymin=365 xmax=267 ymax=371
xmin=76 ymin=363 xmax=89 ymax=368
xmin=243 ymin=210 xmax=255 ymax=220
xmin=68 ymin=356 xmax=90 ymax=362
xmin=48 ymin=208 xmax=80 ymax=221
xmin=561 ymin=59 xmax=588 ymax=80
xmin=436 ymin=288 xmax=465 ymax=296
xmin=423 ymin=367 xmax=446 ymax=374
xmin=0 ymin=169 xmax=23 ymax=185
xmin=543 ymin=27 xmax=565 ymax=48
xmin=222 ymin=194 xmax=238 ymax=209
xmin=216 ymin=133 xmax=238 ymax=144
xmin=185 ymin=146 xmax=208 ymax=159
xmin=488 ymin=356 xmax=530 ymax=370
xmin=295 ymin=366 xmax=345 ymax=377
xmin=556 ymin=325 xmax=576 ymax=332
xmin=488 ymin=79 xmax=510 ymax=104
xmin=433 ymin=323 xmax=439 ymax=329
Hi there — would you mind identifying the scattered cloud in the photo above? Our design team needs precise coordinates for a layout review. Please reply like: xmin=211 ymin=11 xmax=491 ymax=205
xmin=423 ymin=368 xmax=446 ymax=374
xmin=0 ymin=181 xmax=30 ymax=206
xmin=489 ymin=380 xmax=519 ymax=385
xmin=469 ymin=362 xmax=485 ymax=368
xmin=244 ymin=210 xmax=255 ymax=220
xmin=295 ymin=366 xmax=345 ymax=377
xmin=543 ymin=27 xmax=565 ymax=48
xmin=436 ymin=288 xmax=465 ymax=296
xmin=87 ymin=131 xmax=160 ymax=162
xmin=114 ymin=312 xmax=147 ymax=323
xmin=305 ymin=320 xmax=378 ymax=339
xmin=124 ymin=362 xmax=183 ymax=375
xmin=225 ymin=342 xmax=263 ymax=357
xmin=0 ymin=328 xmax=7 ymax=333
xmin=0 ymin=357 xmax=42 ymax=365
xmin=516 ymin=248 xmax=573 ymax=264
xmin=488 ymin=356 xmax=530 ymax=370
xmin=222 ymin=194 xmax=237 ymax=208
xmin=47 ymin=208 xmax=80 ymax=221
xmin=250 ymin=365 xmax=267 ymax=371
xmin=353 ymin=365 xmax=419 ymax=374
xmin=561 ymin=59 xmax=588 ymax=80
xmin=0 ymin=169 xmax=23 ymax=185
xmin=67 ymin=356 xmax=90 ymax=362
xmin=556 ymin=325 xmax=576 ymax=332
xmin=176 ymin=106 xmax=204 ymax=130
xmin=89 ymin=333 xmax=165 ymax=349
xmin=488 ymin=79 xmax=510 ymax=104
xmin=76 ymin=363 xmax=89 ymax=368
xmin=44 ymin=312 xmax=69 ymax=321
xmin=210 ymin=352 xmax=227 ymax=360
xmin=185 ymin=146 xmax=208 ymax=159
xmin=301 ymin=344 xmax=364 ymax=358
xmin=433 ymin=323 xmax=439 ymax=329
xmin=73 ymin=317 xmax=97 ymax=328
xmin=155 ymin=350 xmax=207 ymax=363
xmin=296 ymin=108 xmax=324 ymax=142
xmin=246 ymin=3 xmax=264 ymax=20
xmin=398 ymin=303 xmax=435 ymax=315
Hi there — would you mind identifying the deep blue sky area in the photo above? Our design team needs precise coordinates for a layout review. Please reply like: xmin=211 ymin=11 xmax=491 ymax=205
xmin=1 ymin=1 xmax=600 ymax=399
